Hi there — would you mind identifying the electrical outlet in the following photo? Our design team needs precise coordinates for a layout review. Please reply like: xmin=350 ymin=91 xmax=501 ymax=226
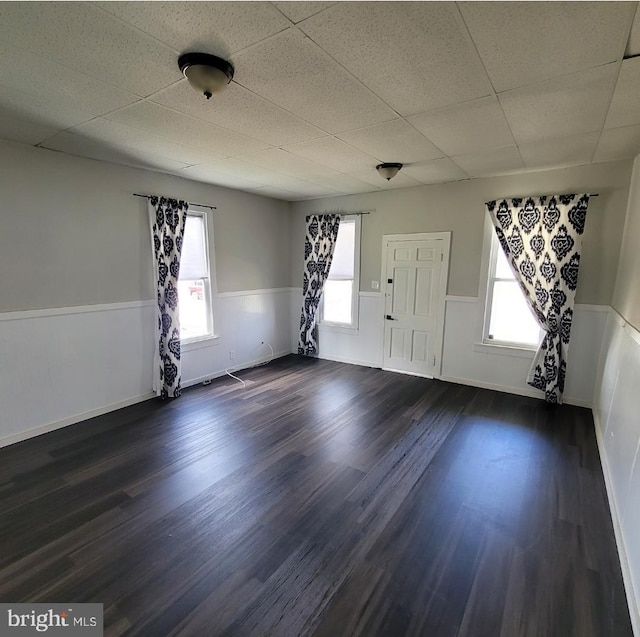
xmin=229 ymin=350 xmax=235 ymax=360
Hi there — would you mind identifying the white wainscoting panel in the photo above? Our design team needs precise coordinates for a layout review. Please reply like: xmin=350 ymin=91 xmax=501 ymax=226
xmin=289 ymin=289 xmax=384 ymax=366
xmin=317 ymin=293 xmax=384 ymax=367
xmin=0 ymin=302 xmax=156 ymax=446
xmin=290 ymin=289 xmax=301 ymax=354
xmin=182 ymin=289 xmax=293 ymax=386
xmin=441 ymin=298 xmax=609 ymax=406
xmin=1 ymin=289 xmax=294 ymax=448
xmin=593 ymin=310 xmax=640 ymax=637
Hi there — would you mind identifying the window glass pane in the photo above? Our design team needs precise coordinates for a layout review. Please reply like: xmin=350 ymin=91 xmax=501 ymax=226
xmin=495 ymin=243 xmax=514 ymax=279
xmin=178 ymin=279 xmax=209 ymax=339
xmin=489 ymin=280 xmax=541 ymax=346
xmin=328 ymin=220 xmax=355 ymax=280
xmin=180 ymin=215 xmax=208 ymax=280
xmin=323 ymin=280 xmax=353 ymax=324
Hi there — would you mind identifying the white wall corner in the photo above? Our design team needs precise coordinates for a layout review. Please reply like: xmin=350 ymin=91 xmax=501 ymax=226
xmin=592 ymin=308 xmax=640 ymax=637
xmin=593 ymin=406 xmax=640 ymax=637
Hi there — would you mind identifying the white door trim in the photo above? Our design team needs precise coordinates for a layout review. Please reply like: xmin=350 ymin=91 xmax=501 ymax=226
xmin=380 ymin=232 xmax=451 ymax=379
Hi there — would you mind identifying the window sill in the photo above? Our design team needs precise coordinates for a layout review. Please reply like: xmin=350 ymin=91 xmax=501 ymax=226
xmin=473 ymin=342 xmax=537 ymax=359
xmin=181 ymin=335 xmax=220 ymax=352
xmin=319 ymin=323 xmax=359 ymax=335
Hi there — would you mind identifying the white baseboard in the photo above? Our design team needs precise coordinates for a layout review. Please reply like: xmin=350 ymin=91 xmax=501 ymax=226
xmin=217 ymin=287 xmax=296 ymax=298
xmin=182 ymin=350 xmax=291 ymax=387
xmin=0 ymin=392 xmax=155 ymax=449
xmin=2 ymin=351 xmax=293 ymax=450
xmin=317 ymin=352 xmax=381 ymax=369
xmin=593 ymin=408 xmax=640 ymax=637
xmin=383 ymin=366 xmax=434 ymax=379
xmin=439 ymin=373 xmax=590 ymax=407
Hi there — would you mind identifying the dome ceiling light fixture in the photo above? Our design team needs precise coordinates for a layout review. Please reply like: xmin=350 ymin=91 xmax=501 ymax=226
xmin=376 ymin=162 xmax=403 ymax=181
xmin=178 ymin=52 xmax=234 ymax=99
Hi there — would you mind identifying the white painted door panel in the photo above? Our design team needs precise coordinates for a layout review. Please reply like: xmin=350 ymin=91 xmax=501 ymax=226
xmin=383 ymin=239 xmax=444 ymax=377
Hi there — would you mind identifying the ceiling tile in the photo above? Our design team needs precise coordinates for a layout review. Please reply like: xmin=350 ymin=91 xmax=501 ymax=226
xmin=303 ymin=173 xmax=376 ymax=195
xmin=338 ymin=119 xmax=444 ymax=163
xmin=407 ymin=96 xmax=514 ymax=156
xmin=177 ymin=164 xmax=264 ymax=189
xmin=0 ymin=3 xmax=178 ymax=97
xmin=236 ymin=148 xmax=341 ymax=182
xmin=0 ymin=84 xmax=95 ymax=133
xmin=451 ymin=146 xmax=524 ymax=178
xmin=232 ymin=169 xmax=342 ymax=198
xmin=66 ymin=119 xmax=225 ymax=166
xmin=0 ymin=46 xmax=139 ymax=129
xmin=180 ymin=158 xmax=284 ymax=187
xmin=605 ymin=57 xmax=640 ymax=129
xmin=41 ymin=132 xmax=189 ymax=173
xmin=594 ymin=125 xmax=640 ymax=162
xmin=233 ymin=29 xmax=396 ymax=133
xmin=151 ymin=80 xmax=323 ymax=146
xmin=0 ymin=108 xmax=59 ymax=146
xmin=283 ymin=137 xmax=378 ymax=173
xmin=96 ymin=1 xmax=289 ymax=57
xmin=348 ymin=170 xmax=422 ymax=190
xmin=299 ymin=2 xmax=492 ymax=115
xmin=626 ymin=6 xmax=640 ymax=57
xmin=287 ymin=182 xmax=343 ymax=198
xmin=460 ymin=1 xmax=634 ymax=92
xmin=273 ymin=2 xmax=336 ymax=24
xmin=106 ymin=102 xmax=268 ymax=156
xmin=519 ymin=132 xmax=599 ymax=171
xmin=499 ymin=65 xmax=617 ymax=144
xmin=244 ymin=185 xmax=299 ymax=201
xmin=402 ymin=159 xmax=469 ymax=185
xmin=183 ymin=157 xmax=329 ymax=193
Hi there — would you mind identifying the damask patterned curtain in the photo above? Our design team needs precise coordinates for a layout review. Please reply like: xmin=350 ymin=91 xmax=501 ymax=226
xmin=148 ymin=196 xmax=189 ymax=398
xmin=298 ymin=214 xmax=341 ymax=356
xmin=486 ymin=194 xmax=590 ymax=404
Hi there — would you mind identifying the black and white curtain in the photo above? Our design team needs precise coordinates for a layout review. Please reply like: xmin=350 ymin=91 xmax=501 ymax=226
xmin=486 ymin=194 xmax=590 ymax=404
xmin=298 ymin=214 xmax=341 ymax=356
xmin=148 ymin=196 xmax=189 ymax=398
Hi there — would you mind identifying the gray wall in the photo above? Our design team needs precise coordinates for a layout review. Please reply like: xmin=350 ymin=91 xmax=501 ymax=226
xmin=290 ymin=160 xmax=633 ymax=305
xmin=613 ymin=155 xmax=640 ymax=331
xmin=0 ymin=140 xmax=291 ymax=313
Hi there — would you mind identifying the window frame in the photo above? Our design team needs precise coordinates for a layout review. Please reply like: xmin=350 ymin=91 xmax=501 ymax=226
xmin=319 ymin=214 xmax=361 ymax=332
xmin=476 ymin=213 xmax=543 ymax=354
xmin=179 ymin=207 xmax=217 ymax=346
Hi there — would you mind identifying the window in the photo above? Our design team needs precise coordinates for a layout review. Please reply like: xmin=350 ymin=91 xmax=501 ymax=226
xmin=483 ymin=231 xmax=543 ymax=348
xmin=321 ymin=215 xmax=360 ymax=328
xmin=177 ymin=210 xmax=214 ymax=341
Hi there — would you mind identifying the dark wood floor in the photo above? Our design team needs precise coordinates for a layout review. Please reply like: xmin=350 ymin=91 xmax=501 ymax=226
xmin=0 ymin=355 xmax=632 ymax=636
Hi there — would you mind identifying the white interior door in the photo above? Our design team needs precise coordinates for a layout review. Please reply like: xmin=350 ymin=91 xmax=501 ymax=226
xmin=382 ymin=236 xmax=448 ymax=378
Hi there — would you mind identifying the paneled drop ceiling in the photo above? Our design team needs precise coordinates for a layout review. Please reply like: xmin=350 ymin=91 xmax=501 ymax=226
xmin=1 ymin=1 xmax=639 ymax=201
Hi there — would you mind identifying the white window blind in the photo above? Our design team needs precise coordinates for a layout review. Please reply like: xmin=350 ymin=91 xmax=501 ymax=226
xmin=177 ymin=211 xmax=214 ymax=341
xmin=179 ymin=214 xmax=208 ymax=280
xmin=328 ymin=220 xmax=355 ymax=280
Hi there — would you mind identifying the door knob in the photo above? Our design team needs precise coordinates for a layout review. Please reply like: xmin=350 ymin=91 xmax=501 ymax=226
xmin=385 ymin=315 xmax=397 ymax=320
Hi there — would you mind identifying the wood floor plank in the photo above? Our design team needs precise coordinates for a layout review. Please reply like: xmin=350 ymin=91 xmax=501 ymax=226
xmin=0 ymin=355 xmax=632 ymax=636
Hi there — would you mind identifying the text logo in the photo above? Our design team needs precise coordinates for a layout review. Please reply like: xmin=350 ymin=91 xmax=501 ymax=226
xmin=0 ymin=604 xmax=102 ymax=636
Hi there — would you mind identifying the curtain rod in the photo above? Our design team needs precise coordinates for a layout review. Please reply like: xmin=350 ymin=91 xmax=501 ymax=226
xmin=132 ymin=193 xmax=217 ymax=210
xmin=305 ymin=211 xmax=370 ymax=218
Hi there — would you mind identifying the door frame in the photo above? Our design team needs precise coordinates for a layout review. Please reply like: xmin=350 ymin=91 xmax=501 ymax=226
xmin=380 ymin=232 xmax=451 ymax=379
